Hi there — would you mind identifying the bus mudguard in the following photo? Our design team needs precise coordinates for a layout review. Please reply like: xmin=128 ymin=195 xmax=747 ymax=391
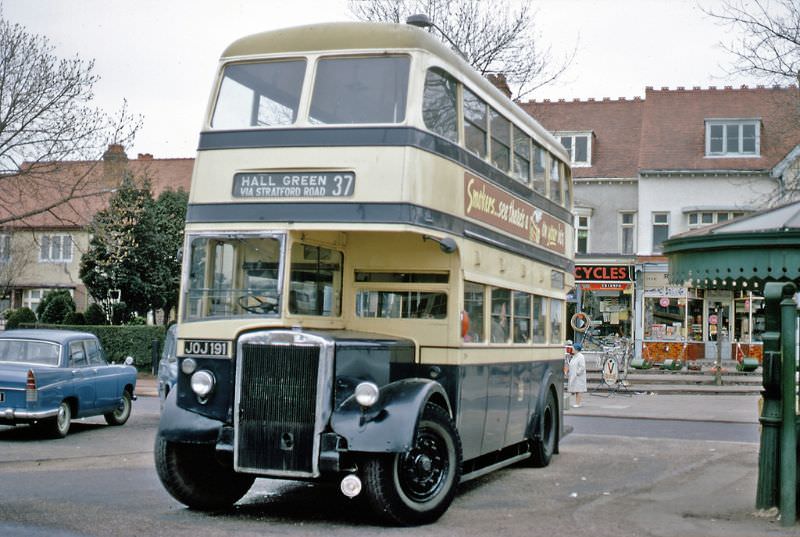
xmin=330 ymin=378 xmax=451 ymax=453
xmin=157 ymin=389 xmax=223 ymax=444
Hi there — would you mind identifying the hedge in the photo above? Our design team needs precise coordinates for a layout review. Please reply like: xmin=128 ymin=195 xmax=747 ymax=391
xmin=20 ymin=323 xmax=167 ymax=371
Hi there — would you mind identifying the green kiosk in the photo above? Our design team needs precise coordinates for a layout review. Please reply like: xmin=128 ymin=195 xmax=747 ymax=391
xmin=663 ymin=201 xmax=800 ymax=527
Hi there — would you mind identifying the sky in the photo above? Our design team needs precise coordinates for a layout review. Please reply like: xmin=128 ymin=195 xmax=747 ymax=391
xmin=3 ymin=0 xmax=770 ymax=159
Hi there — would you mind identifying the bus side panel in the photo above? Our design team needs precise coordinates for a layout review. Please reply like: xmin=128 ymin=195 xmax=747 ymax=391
xmin=483 ymin=364 xmax=512 ymax=452
xmin=457 ymin=363 xmax=489 ymax=460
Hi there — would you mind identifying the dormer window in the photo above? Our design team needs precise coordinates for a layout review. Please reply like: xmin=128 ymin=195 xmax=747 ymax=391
xmin=558 ymin=132 xmax=592 ymax=167
xmin=705 ymin=119 xmax=760 ymax=157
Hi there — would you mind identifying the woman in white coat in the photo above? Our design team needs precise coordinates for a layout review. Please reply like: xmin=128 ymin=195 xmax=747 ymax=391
xmin=568 ymin=342 xmax=587 ymax=408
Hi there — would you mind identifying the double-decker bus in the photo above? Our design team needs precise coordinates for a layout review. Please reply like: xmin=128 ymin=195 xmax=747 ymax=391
xmin=155 ymin=21 xmax=574 ymax=525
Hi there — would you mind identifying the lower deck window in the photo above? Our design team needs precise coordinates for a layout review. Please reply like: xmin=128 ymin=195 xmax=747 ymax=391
xmin=355 ymin=290 xmax=447 ymax=319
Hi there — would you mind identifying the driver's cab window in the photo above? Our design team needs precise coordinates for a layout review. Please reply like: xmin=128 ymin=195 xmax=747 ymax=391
xmin=289 ymin=243 xmax=342 ymax=316
xmin=69 ymin=341 xmax=87 ymax=367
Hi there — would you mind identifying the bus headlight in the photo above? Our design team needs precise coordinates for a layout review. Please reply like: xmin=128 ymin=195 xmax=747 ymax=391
xmin=190 ymin=370 xmax=215 ymax=397
xmin=354 ymin=382 xmax=379 ymax=407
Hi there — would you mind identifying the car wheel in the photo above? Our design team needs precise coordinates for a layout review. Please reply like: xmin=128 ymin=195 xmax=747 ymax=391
xmin=361 ymin=404 xmax=462 ymax=525
xmin=526 ymin=389 xmax=557 ymax=468
xmin=104 ymin=390 xmax=132 ymax=426
xmin=44 ymin=401 xmax=72 ymax=439
xmin=154 ymin=434 xmax=255 ymax=510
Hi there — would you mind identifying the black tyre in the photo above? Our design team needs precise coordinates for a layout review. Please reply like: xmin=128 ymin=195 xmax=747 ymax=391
xmin=43 ymin=400 xmax=71 ymax=439
xmin=527 ymin=389 xmax=558 ymax=467
xmin=154 ymin=434 xmax=255 ymax=510
xmin=361 ymin=404 xmax=462 ymax=526
xmin=104 ymin=390 xmax=132 ymax=426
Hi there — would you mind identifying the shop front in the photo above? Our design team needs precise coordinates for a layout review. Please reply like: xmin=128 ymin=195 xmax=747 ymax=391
xmin=640 ymin=270 xmax=764 ymax=364
xmin=574 ymin=262 xmax=634 ymax=350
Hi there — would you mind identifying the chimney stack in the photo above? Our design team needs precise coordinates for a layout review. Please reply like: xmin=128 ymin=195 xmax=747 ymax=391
xmin=102 ymin=144 xmax=129 ymax=187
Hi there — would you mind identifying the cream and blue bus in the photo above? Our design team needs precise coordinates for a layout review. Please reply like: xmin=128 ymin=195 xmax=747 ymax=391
xmin=155 ymin=21 xmax=574 ymax=525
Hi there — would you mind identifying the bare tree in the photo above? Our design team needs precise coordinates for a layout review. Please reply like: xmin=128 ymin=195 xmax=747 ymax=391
xmin=705 ymin=0 xmax=800 ymax=85
xmin=348 ymin=0 xmax=573 ymax=99
xmin=0 ymin=10 xmax=141 ymax=225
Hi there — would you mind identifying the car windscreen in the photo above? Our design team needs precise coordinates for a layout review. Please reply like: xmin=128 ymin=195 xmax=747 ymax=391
xmin=0 ymin=339 xmax=61 ymax=366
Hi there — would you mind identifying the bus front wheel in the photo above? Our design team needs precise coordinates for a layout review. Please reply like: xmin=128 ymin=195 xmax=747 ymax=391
xmin=361 ymin=404 xmax=462 ymax=525
xmin=154 ymin=434 xmax=254 ymax=510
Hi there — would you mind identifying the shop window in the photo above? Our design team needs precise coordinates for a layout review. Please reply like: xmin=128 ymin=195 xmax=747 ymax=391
xmin=644 ymin=295 xmax=689 ymax=340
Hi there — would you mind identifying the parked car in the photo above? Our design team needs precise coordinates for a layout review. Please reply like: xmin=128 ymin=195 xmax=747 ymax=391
xmin=0 ymin=329 xmax=137 ymax=438
xmin=157 ymin=324 xmax=177 ymax=407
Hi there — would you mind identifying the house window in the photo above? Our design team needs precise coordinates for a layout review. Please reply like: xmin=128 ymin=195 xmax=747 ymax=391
xmin=575 ymin=214 xmax=590 ymax=254
xmin=0 ymin=235 xmax=10 ymax=262
xmin=652 ymin=212 xmax=670 ymax=252
xmin=559 ymin=133 xmax=591 ymax=166
xmin=687 ymin=210 xmax=749 ymax=229
xmin=620 ymin=212 xmax=636 ymax=255
xmin=39 ymin=234 xmax=73 ymax=263
xmin=706 ymin=120 xmax=759 ymax=156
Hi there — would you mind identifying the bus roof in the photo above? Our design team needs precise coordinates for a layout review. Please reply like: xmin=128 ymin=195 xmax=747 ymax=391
xmin=220 ymin=22 xmax=568 ymax=161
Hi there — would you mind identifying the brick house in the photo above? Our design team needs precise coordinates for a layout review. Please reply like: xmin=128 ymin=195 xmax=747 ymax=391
xmin=0 ymin=145 xmax=193 ymax=315
xmin=525 ymin=85 xmax=800 ymax=363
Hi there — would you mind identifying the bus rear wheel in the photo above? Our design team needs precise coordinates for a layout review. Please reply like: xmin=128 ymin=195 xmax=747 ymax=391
xmin=361 ymin=404 xmax=462 ymax=526
xmin=154 ymin=434 xmax=254 ymax=510
xmin=527 ymin=389 xmax=558 ymax=467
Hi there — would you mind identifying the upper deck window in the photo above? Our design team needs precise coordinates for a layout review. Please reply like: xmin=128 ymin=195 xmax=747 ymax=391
xmin=211 ymin=60 xmax=306 ymax=129
xmin=423 ymin=68 xmax=458 ymax=142
xmin=490 ymin=109 xmax=511 ymax=172
xmin=309 ymin=56 xmax=409 ymax=124
xmin=463 ymin=88 xmax=488 ymax=157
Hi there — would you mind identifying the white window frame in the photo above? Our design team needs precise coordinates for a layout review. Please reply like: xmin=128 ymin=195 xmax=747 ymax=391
xmin=23 ymin=288 xmax=74 ymax=311
xmin=574 ymin=208 xmax=592 ymax=254
xmin=39 ymin=234 xmax=73 ymax=263
xmin=705 ymin=119 xmax=760 ymax=157
xmin=687 ymin=210 xmax=748 ymax=230
xmin=619 ymin=211 xmax=636 ymax=255
xmin=652 ymin=212 xmax=670 ymax=253
xmin=558 ymin=132 xmax=592 ymax=167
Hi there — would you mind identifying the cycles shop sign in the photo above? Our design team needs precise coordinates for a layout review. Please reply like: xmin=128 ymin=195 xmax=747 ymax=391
xmin=575 ymin=264 xmax=633 ymax=282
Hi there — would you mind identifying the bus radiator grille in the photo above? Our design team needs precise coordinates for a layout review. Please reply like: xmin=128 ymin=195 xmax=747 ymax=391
xmin=237 ymin=343 xmax=319 ymax=474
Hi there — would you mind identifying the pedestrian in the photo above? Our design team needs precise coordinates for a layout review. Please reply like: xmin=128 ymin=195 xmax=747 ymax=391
xmin=568 ymin=342 xmax=587 ymax=408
